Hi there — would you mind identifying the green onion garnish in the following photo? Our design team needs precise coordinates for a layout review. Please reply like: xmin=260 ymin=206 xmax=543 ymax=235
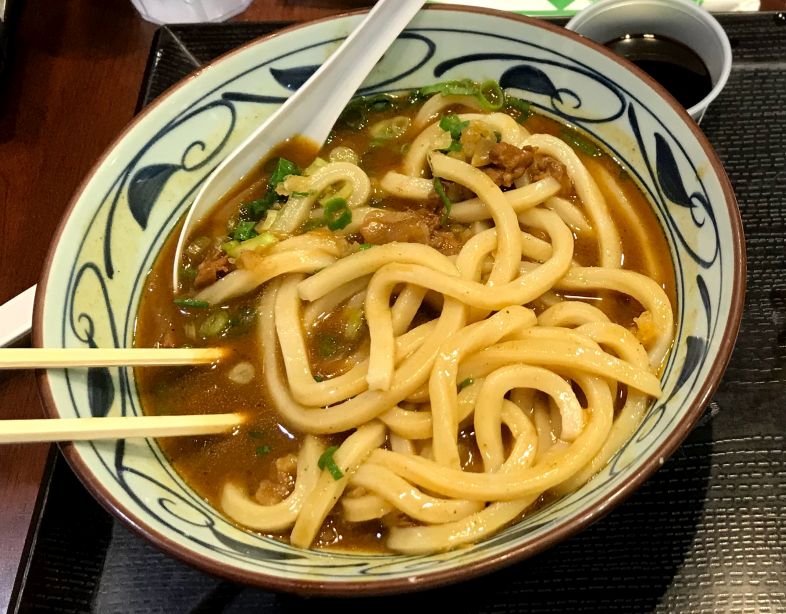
xmin=338 ymin=93 xmax=402 ymax=130
xmin=419 ymin=79 xmax=479 ymax=98
xmin=313 ymin=375 xmax=325 ymax=382
xmin=439 ymin=113 xmax=469 ymax=141
xmin=458 ymin=377 xmax=474 ymax=391
xmin=317 ymin=333 xmax=340 ymax=358
xmin=478 ymin=80 xmax=505 ymax=111
xmin=179 ymin=266 xmax=198 ymax=280
xmin=505 ymin=97 xmax=532 ymax=123
xmin=268 ymin=157 xmax=300 ymax=187
xmin=358 ymin=243 xmax=374 ymax=251
xmin=560 ymin=127 xmax=602 ymax=158
xmin=323 ymin=197 xmax=351 ymax=231
xmin=198 ymin=310 xmax=230 ymax=338
xmin=173 ymin=298 xmax=209 ymax=309
xmin=418 ymin=79 xmax=506 ymax=111
xmin=232 ymin=220 xmax=258 ymax=242
xmin=248 ymin=430 xmax=264 ymax=439
xmin=255 ymin=444 xmax=272 ymax=456
xmin=302 ymin=218 xmax=326 ymax=232
xmin=243 ymin=193 xmax=277 ymax=220
xmin=318 ymin=446 xmax=344 ymax=480
xmin=343 ymin=307 xmax=364 ymax=341
xmin=434 ymin=177 xmax=452 ymax=225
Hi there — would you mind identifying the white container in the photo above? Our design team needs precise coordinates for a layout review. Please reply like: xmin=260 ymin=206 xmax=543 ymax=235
xmin=566 ymin=0 xmax=732 ymax=122
xmin=130 ymin=0 xmax=254 ymax=24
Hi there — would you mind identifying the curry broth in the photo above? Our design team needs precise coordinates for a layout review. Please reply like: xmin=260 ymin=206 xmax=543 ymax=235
xmin=134 ymin=98 xmax=676 ymax=553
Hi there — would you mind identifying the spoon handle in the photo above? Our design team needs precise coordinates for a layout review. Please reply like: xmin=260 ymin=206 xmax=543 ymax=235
xmin=292 ymin=0 xmax=427 ymax=143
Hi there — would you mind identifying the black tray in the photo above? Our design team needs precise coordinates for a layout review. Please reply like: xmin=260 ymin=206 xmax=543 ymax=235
xmin=17 ymin=14 xmax=786 ymax=614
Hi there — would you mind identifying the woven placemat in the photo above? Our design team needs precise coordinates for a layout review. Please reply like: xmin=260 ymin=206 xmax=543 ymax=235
xmin=18 ymin=14 xmax=786 ymax=614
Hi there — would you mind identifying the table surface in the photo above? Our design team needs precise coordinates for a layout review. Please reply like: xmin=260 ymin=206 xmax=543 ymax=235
xmin=1 ymin=1 xmax=784 ymax=612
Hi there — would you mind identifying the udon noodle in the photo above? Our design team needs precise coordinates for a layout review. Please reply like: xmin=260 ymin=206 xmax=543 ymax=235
xmin=135 ymin=81 xmax=675 ymax=554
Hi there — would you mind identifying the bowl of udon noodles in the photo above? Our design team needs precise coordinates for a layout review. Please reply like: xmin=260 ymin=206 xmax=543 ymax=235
xmin=35 ymin=6 xmax=744 ymax=595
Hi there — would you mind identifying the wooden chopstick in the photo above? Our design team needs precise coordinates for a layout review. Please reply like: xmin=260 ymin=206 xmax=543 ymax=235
xmin=0 ymin=347 xmax=226 ymax=369
xmin=0 ymin=413 xmax=245 ymax=443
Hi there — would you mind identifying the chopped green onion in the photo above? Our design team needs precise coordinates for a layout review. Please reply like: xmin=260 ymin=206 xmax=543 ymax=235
xmin=369 ymin=96 xmax=395 ymax=113
xmin=303 ymin=218 xmax=326 ymax=232
xmin=319 ymin=182 xmax=353 ymax=206
xmin=221 ymin=239 xmax=240 ymax=254
xmin=225 ymin=304 xmax=257 ymax=336
xmin=244 ymin=193 xmax=277 ymax=220
xmin=303 ymin=157 xmax=328 ymax=176
xmin=561 ymin=127 xmax=602 ymax=157
xmin=478 ymin=80 xmax=505 ymax=111
xmin=338 ymin=93 xmax=402 ymax=130
xmin=173 ymin=298 xmax=209 ymax=309
xmin=343 ymin=307 xmax=364 ymax=341
xmin=358 ymin=243 xmax=374 ymax=251
xmin=318 ymin=446 xmax=344 ymax=480
xmin=255 ymin=444 xmax=272 ymax=456
xmin=268 ymin=157 xmax=300 ymax=188
xmin=458 ymin=377 xmax=474 ymax=391
xmin=370 ymin=116 xmax=411 ymax=142
xmin=505 ymin=96 xmax=531 ymax=123
xmin=339 ymin=106 xmax=366 ymax=131
xmin=313 ymin=375 xmax=325 ymax=383
xmin=433 ymin=177 xmax=452 ymax=225
xmin=248 ymin=430 xmax=264 ymax=439
xmin=323 ymin=197 xmax=351 ymax=231
xmin=222 ymin=231 xmax=278 ymax=258
xmin=439 ymin=113 xmax=469 ymax=141
xmin=418 ymin=79 xmax=506 ymax=111
xmin=179 ymin=266 xmax=198 ymax=280
xmin=199 ymin=310 xmax=230 ymax=338
xmin=291 ymin=191 xmax=311 ymax=198
xmin=317 ymin=333 xmax=340 ymax=358
xmin=232 ymin=220 xmax=258 ymax=242
xmin=419 ymin=79 xmax=479 ymax=98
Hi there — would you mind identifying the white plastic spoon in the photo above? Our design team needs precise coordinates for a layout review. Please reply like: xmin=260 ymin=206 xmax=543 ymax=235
xmin=172 ymin=0 xmax=426 ymax=289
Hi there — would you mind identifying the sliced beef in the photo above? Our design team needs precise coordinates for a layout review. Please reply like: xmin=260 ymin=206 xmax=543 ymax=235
xmin=358 ymin=208 xmax=466 ymax=256
xmin=194 ymin=248 xmax=232 ymax=288
xmin=359 ymin=209 xmax=439 ymax=245
xmin=526 ymin=153 xmax=571 ymax=194
xmin=429 ymin=229 xmax=463 ymax=255
xmin=253 ymin=453 xmax=298 ymax=505
xmin=483 ymin=142 xmax=535 ymax=187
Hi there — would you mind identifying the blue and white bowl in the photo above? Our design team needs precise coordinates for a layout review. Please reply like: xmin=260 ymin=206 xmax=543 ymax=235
xmin=35 ymin=7 xmax=745 ymax=594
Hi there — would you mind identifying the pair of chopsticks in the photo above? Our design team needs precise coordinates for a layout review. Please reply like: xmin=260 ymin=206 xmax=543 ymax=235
xmin=0 ymin=347 xmax=243 ymax=444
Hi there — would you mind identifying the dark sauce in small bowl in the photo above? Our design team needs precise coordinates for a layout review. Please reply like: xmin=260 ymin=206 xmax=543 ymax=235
xmin=604 ymin=33 xmax=713 ymax=109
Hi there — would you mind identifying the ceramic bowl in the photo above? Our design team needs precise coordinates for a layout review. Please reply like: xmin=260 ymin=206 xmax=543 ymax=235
xmin=34 ymin=7 xmax=745 ymax=595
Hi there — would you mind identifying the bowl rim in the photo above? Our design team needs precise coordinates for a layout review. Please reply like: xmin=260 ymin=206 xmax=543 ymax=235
xmin=33 ymin=4 xmax=746 ymax=596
